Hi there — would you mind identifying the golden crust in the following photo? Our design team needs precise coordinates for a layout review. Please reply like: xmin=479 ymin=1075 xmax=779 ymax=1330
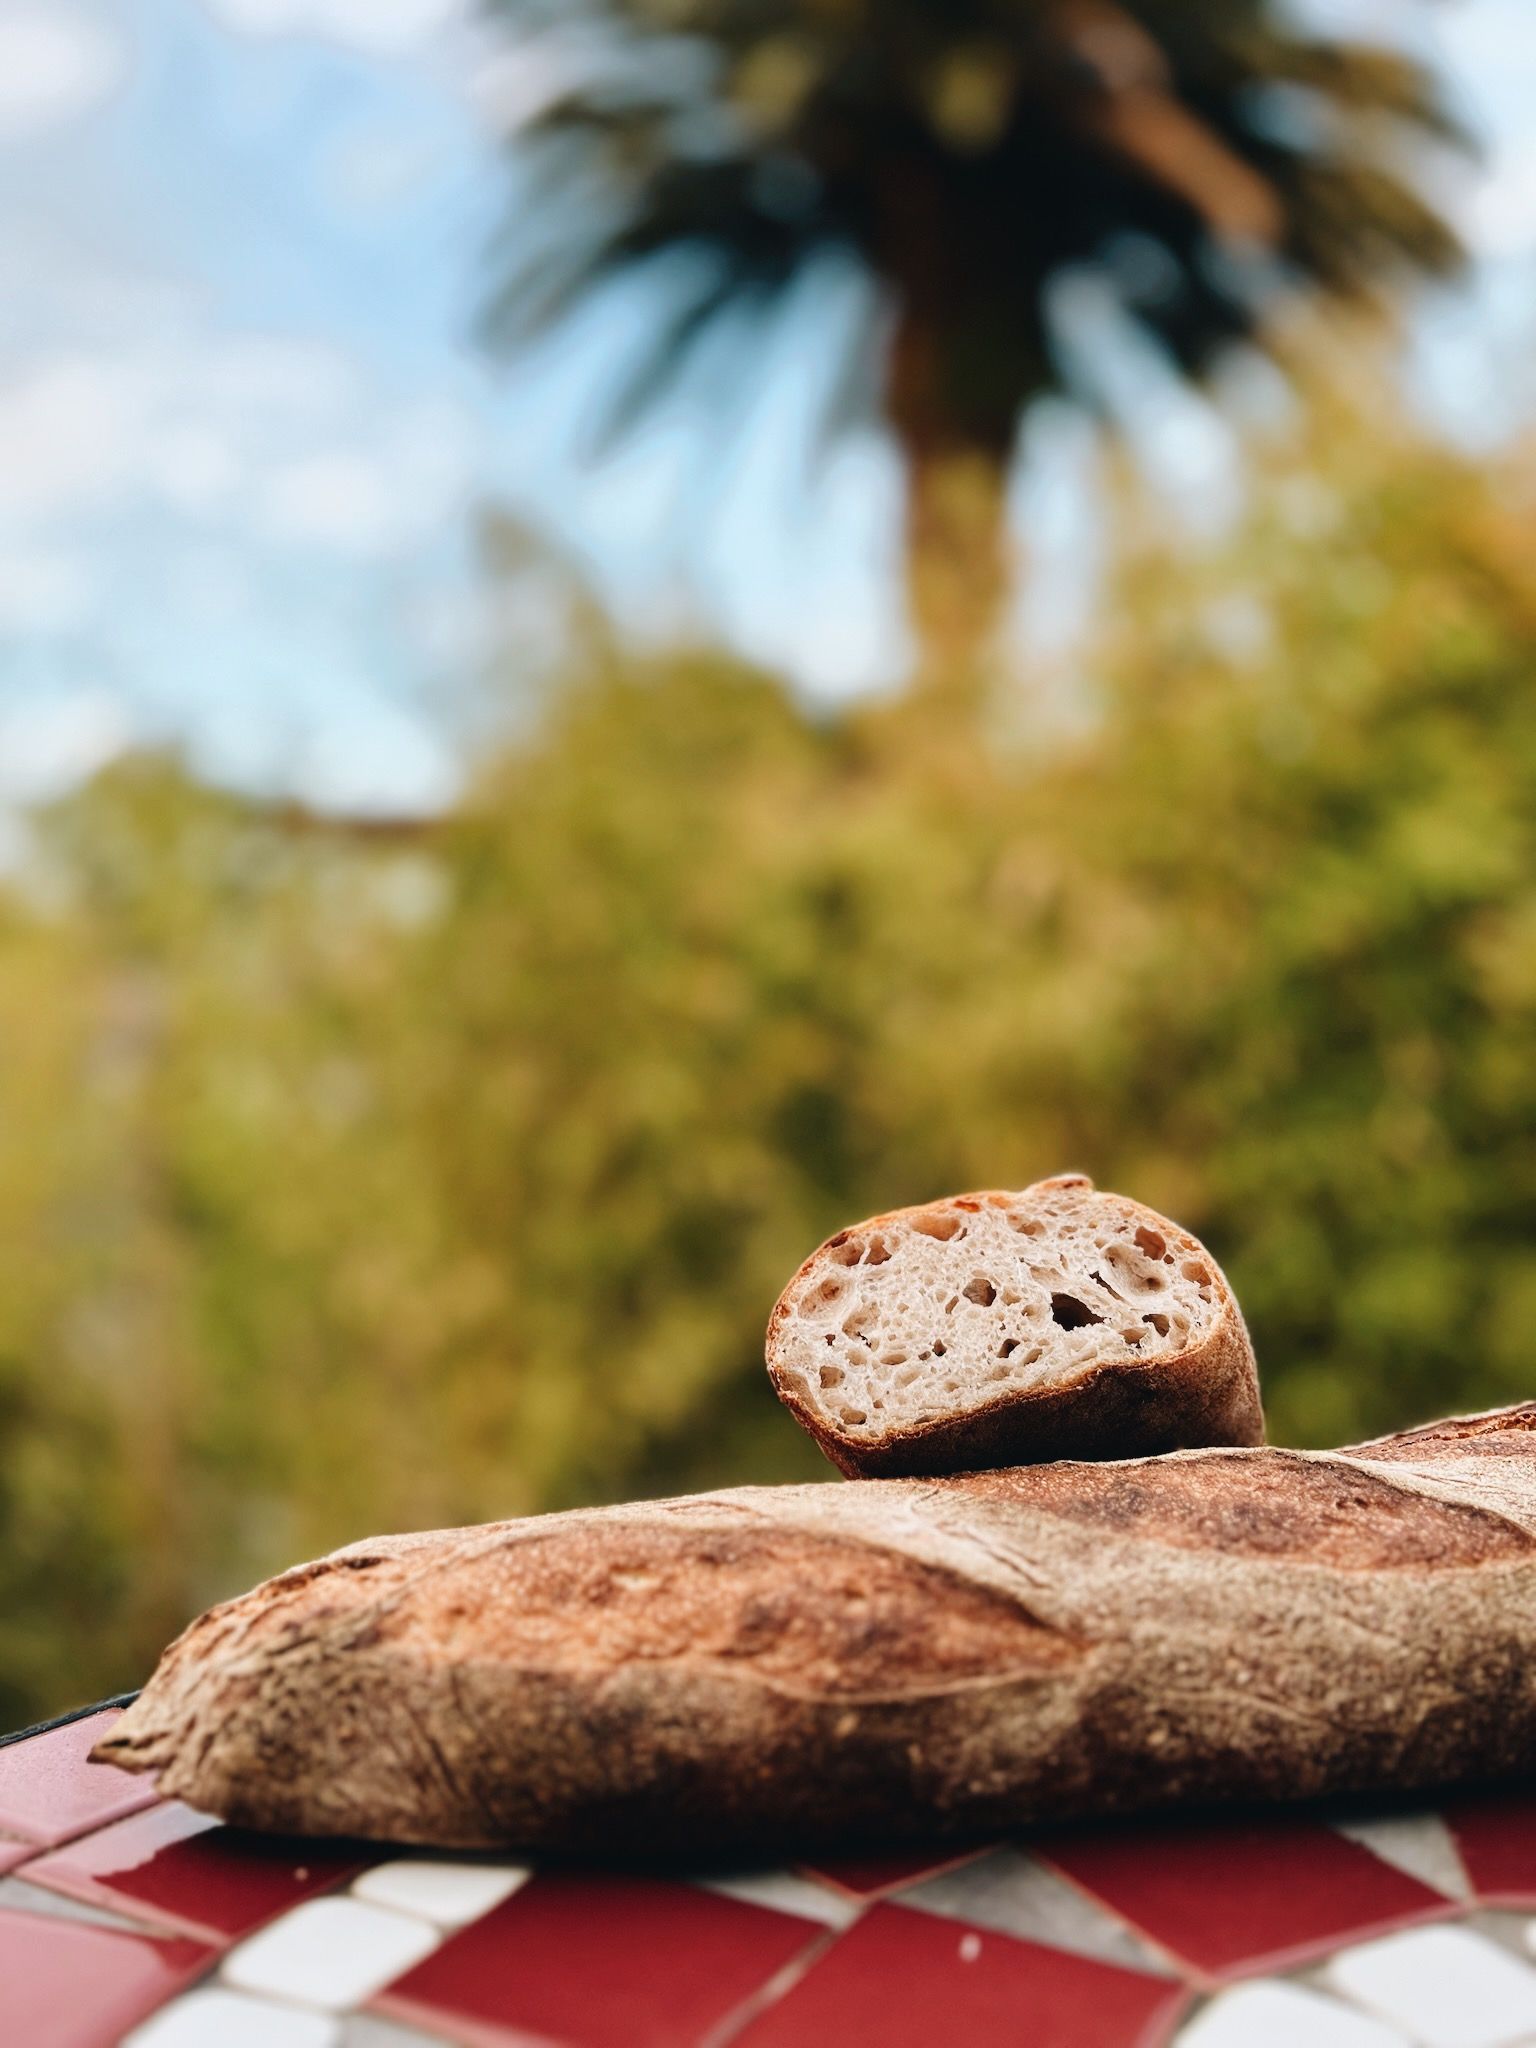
xmin=95 ymin=1405 xmax=1536 ymax=1856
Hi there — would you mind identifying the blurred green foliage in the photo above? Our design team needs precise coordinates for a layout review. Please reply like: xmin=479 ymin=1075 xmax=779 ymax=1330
xmin=4 ymin=416 xmax=1536 ymax=1724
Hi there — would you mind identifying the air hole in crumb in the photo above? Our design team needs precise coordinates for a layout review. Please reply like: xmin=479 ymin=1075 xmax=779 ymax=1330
xmin=829 ymin=1237 xmax=862 ymax=1267
xmin=1137 ymin=1269 xmax=1168 ymax=1295
xmin=943 ymin=1295 xmax=959 ymax=1314
xmin=1021 ymin=1345 xmax=1043 ymax=1366
xmin=1134 ymin=1226 xmax=1167 ymax=1259
xmin=962 ymin=1276 xmax=997 ymax=1306
xmin=838 ymin=1407 xmax=867 ymax=1427
xmin=1009 ymin=1215 xmax=1043 ymax=1236
xmin=879 ymin=1349 xmax=908 ymax=1367
xmin=864 ymin=1238 xmax=892 ymax=1266
xmin=816 ymin=1277 xmax=846 ymax=1304
xmin=954 ymin=1199 xmax=981 ymax=1212
xmin=1051 ymin=1292 xmax=1102 ymax=1330
xmin=932 ymin=1339 xmax=947 ymax=1356
xmin=1000 ymin=1287 xmax=1020 ymax=1305
xmin=1181 ymin=1261 xmax=1209 ymax=1285
xmin=1088 ymin=1268 xmax=1125 ymax=1302
xmin=1121 ymin=1329 xmax=1145 ymax=1347
xmin=998 ymin=1339 xmax=1019 ymax=1359
xmin=819 ymin=1364 xmax=844 ymax=1388
xmin=1143 ymin=1312 xmax=1169 ymax=1337
xmin=912 ymin=1210 xmax=963 ymax=1241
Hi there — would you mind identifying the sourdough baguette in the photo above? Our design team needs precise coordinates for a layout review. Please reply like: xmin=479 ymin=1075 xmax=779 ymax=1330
xmin=97 ymin=1404 xmax=1536 ymax=1854
xmin=766 ymin=1178 xmax=1262 ymax=1475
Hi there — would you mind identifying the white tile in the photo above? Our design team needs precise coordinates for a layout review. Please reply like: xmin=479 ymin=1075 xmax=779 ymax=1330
xmin=351 ymin=1857 xmax=529 ymax=1928
xmin=1327 ymin=1924 xmax=1536 ymax=2048
xmin=340 ymin=2020 xmax=451 ymax=2048
xmin=223 ymin=1897 xmax=442 ymax=2012
xmin=1335 ymin=1815 xmax=1471 ymax=1900
xmin=125 ymin=1988 xmax=340 ymax=2048
xmin=902 ymin=1847 xmax=1172 ymax=1975
xmin=698 ymin=1870 xmax=860 ymax=1929
xmin=1176 ymin=1980 xmax=1411 ymax=2048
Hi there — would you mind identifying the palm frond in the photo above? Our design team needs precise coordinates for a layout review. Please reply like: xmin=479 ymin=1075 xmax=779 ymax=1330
xmin=479 ymin=0 xmax=1469 ymax=461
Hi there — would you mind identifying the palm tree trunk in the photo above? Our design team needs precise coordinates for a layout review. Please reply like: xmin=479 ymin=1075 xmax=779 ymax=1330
xmin=904 ymin=433 xmax=1011 ymax=685
xmin=886 ymin=308 xmax=1013 ymax=698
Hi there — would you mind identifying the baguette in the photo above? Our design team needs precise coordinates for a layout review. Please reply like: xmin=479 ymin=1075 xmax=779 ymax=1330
xmin=766 ymin=1178 xmax=1262 ymax=1475
xmin=97 ymin=1403 xmax=1536 ymax=1855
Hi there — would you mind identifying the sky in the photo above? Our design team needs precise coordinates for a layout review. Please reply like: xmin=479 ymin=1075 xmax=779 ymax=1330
xmin=1 ymin=0 xmax=1534 ymax=818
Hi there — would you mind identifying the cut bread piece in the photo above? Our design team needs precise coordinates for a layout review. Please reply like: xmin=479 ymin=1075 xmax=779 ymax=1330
xmin=766 ymin=1176 xmax=1262 ymax=1476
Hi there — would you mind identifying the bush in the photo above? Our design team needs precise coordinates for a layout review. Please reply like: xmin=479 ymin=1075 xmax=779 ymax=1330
xmin=3 ymin=420 xmax=1534 ymax=1719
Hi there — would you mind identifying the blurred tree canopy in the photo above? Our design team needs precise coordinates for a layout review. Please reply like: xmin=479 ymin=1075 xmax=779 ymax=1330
xmin=485 ymin=0 xmax=1464 ymax=665
xmin=3 ymin=406 xmax=1536 ymax=1722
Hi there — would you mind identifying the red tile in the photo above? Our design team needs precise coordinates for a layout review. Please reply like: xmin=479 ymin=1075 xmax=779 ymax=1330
xmin=374 ymin=1870 xmax=824 ymax=2048
xmin=732 ymin=1901 xmax=1185 ymax=2048
xmin=797 ymin=1846 xmax=991 ymax=1898
xmin=1035 ymin=1814 xmax=1451 ymax=1981
xmin=23 ymin=1799 xmax=369 ymax=1943
xmin=1444 ymin=1788 xmax=1536 ymax=1904
xmin=0 ymin=1711 xmax=160 ymax=1848
xmin=0 ymin=1906 xmax=210 ymax=2048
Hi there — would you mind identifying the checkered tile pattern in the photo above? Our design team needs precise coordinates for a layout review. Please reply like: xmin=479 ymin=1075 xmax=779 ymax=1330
xmin=2 ymin=1701 xmax=1534 ymax=2047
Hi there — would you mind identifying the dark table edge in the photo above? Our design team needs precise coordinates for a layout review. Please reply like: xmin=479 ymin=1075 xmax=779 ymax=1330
xmin=1 ymin=1693 xmax=141 ymax=1752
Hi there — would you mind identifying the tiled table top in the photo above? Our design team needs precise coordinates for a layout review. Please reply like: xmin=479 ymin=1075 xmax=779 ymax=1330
xmin=1 ymin=1700 xmax=1534 ymax=2048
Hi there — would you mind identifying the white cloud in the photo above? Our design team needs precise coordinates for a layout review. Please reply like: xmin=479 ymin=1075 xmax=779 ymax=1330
xmin=0 ymin=549 xmax=94 ymax=633
xmin=0 ymin=692 xmax=129 ymax=803
xmin=257 ymin=399 xmax=473 ymax=556
xmin=471 ymin=31 xmax=608 ymax=134
xmin=0 ymin=6 xmax=125 ymax=141
xmin=1460 ymin=146 xmax=1536 ymax=258
xmin=201 ymin=0 xmax=466 ymax=58
xmin=258 ymin=450 xmax=404 ymax=554
xmin=0 ymin=332 xmax=476 ymax=551
xmin=0 ymin=358 xmax=144 ymax=522
xmin=193 ymin=336 xmax=364 ymax=420
xmin=321 ymin=127 xmax=449 ymax=211
xmin=1271 ymin=0 xmax=1426 ymax=53
xmin=145 ymin=424 xmax=242 ymax=512
xmin=294 ymin=702 xmax=461 ymax=817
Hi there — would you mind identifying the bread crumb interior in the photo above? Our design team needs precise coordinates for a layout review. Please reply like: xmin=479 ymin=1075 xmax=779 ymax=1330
xmin=773 ymin=1188 xmax=1219 ymax=1437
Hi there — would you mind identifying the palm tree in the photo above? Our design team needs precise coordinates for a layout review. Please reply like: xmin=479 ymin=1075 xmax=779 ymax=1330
xmin=483 ymin=0 xmax=1465 ymax=675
